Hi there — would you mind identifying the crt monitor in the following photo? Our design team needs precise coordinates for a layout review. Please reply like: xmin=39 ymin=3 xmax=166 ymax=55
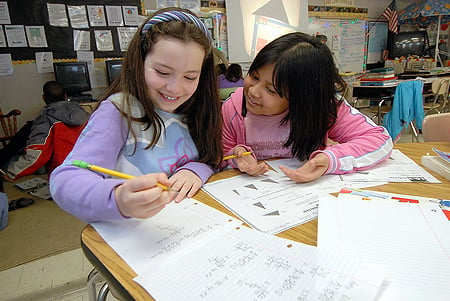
xmin=105 ymin=60 xmax=123 ymax=85
xmin=53 ymin=62 xmax=91 ymax=96
xmin=389 ymin=31 xmax=426 ymax=59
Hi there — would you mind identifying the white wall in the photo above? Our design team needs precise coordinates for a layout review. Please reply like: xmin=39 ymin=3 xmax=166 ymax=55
xmin=0 ymin=0 xmax=408 ymax=129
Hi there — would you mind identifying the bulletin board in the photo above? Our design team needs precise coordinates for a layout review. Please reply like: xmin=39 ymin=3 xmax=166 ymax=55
xmin=306 ymin=18 xmax=367 ymax=73
xmin=0 ymin=0 xmax=143 ymax=61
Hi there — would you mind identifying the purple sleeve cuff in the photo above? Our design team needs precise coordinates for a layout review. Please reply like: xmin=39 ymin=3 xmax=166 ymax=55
xmin=177 ymin=161 xmax=214 ymax=184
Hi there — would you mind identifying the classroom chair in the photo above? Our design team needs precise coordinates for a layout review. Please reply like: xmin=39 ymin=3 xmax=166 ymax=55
xmin=423 ymin=77 xmax=450 ymax=115
xmin=219 ymin=87 xmax=238 ymax=102
xmin=383 ymin=80 xmax=424 ymax=143
xmin=422 ymin=112 xmax=450 ymax=142
xmin=0 ymin=108 xmax=22 ymax=148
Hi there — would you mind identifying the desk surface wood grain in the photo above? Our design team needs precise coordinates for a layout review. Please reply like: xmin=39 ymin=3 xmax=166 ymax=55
xmin=81 ymin=142 xmax=450 ymax=300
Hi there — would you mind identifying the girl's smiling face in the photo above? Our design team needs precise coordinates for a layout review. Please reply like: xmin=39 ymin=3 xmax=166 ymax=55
xmin=144 ymin=36 xmax=205 ymax=113
xmin=244 ymin=64 xmax=289 ymax=116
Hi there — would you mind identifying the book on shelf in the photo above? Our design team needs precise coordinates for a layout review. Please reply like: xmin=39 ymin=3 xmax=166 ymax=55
xmin=366 ymin=67 xmax=395 ymax=74
xmin=358 ymin=80 xmax=397 ymax=86
xmin=362 ymin=73 xmax=396 ymax=79
xmin=360 ymin=76 xmax=398 ymax=81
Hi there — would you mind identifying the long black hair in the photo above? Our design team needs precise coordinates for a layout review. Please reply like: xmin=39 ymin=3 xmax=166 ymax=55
xmin=245 ymin=32 xmax=346 ymax=161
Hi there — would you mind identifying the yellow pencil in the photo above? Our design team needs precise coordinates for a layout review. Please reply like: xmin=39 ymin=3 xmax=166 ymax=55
xmin=72 ymin=160 xmax=178 ymax=192
xmin=223 ymin=151 xmax=253 ymax=161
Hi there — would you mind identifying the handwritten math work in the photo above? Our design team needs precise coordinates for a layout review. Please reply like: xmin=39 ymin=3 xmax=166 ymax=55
xmin=92 ymin=198 xmax=385 ymax=301
xmin=134 ymin=223 xmax=384 ymax=301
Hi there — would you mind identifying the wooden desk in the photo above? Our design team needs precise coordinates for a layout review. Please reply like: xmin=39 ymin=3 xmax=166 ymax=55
xmin=81 ymin=142 xmax=450 ymax=301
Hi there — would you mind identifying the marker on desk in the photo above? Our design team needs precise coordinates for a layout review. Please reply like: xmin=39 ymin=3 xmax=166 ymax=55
xmin=71 ymin=160 xmax=178 ymax=192
xmin=223 ymin=151 xmax=253 ymax=161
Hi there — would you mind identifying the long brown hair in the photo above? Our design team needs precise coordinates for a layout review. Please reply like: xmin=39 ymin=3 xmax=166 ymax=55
xmin=100 ymin=7 xmax=223 ymax=168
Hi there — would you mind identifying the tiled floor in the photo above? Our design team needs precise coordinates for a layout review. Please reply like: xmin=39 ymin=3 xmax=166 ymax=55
xmin=0 ymin=248 xmax=119 ymax=301
xmin=0 ymin=108 xmax=423 ymax=301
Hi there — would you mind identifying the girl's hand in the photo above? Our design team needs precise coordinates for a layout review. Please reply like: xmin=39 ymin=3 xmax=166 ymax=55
xmin=114 ymin=173 xmax=171 ymax=219
xmin=279 ymin=153 xmax=330 ymax=183
xmin=232 ymin=147 xmax=268 ymax=176
xmin=169 ymin=169 xmax=202 ymax=203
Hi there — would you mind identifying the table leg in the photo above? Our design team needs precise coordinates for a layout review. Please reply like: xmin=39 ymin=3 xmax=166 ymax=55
xmin=378 ymin=98 xmax=385 ymax=125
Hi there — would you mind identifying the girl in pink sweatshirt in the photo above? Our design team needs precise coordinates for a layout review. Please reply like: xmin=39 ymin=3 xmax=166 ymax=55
xmin=222 ymin=32 xmax=393 ymax=183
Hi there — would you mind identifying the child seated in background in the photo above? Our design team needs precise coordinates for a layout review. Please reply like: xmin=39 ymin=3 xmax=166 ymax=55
xmin=219 ymin=63 xmax=244 ymax=89
xmin=3 ymin=81 xmax=88 ymax=181
xmin=222 ymin=32 xmax=393 ymax=182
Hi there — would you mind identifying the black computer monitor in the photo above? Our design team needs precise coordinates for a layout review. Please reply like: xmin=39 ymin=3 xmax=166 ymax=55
xmin=53 ymin=62 xmax=91 ymax=97
xmin=105 ymin=60 xmax=123 ymax=85
xmin=389 ymin=31 xmax=426 ymax=59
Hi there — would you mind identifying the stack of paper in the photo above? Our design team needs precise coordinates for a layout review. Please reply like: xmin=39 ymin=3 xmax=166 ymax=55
xmin=422 ymin=147 xmax=450 ymax=180
xmin=318 ymin=197 xmax=450 ymax=300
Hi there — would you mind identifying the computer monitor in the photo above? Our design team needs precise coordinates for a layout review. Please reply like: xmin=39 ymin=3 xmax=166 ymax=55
xmin=105 ymin=60 xmax=123 ymax=85
xmin=53 ymin=62 xmax=91 ymax=97
xmin=389 ymin=31 xmax=426 ymax=59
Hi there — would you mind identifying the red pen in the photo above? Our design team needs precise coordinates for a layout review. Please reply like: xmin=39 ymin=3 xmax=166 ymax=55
xmin=392 ymin=197 xmax=419 ymax=203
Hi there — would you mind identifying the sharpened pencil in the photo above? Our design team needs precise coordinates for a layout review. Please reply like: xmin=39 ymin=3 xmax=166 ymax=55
xmin=71 ymin=160 xmax=179 ymax=192
xmin=223 ymin=151 xmax=253 ymax=161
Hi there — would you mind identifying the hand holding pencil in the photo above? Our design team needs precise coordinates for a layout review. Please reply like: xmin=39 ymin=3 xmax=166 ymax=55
xmin=227 ymin=147 xmax=268 ymax=176
xmin=72 ymin=160 xmax=177 ymax=219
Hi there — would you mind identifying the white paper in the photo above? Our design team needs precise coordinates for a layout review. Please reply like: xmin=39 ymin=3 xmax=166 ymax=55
xmin=135 ymin=225 xmax=385 ymax=301
xmin=318 ymin=198 xmax=450 ymax=300
xmin=73 ymin=30 xmax=90 ymax=51
xmin=339 ymin=149 xmax=440 ymax=183
xmin=94 ymin=30 xmax=113 ymax=51
xmin=0 ymin=53 xmax=12 ymax=76
xmin=267 ymin=150 xmax=440 ymax=184
xmin=87 ymin=5 xmax=106 ymax=27
xmin=91 ymin=198 xmax=242 ymax=275
xmin=203 ymin=170 xmax=381 ymax=234
xmin=122 ymin=6 xmax=139 ymax=26
xmin=0 ymin=26 xmax=6 ymax=47
xmin=105 ymin=6 xmax=124 ymax=27
xmin=5 ymin=25 xmax=27 ymax=47
xmin=157 ymin=0 xmax=180 ymax=9
xmin=68 ymin=5 xmax=89 ymax=29
xmin=25 ymin=26 xmax=47 ymax=47
xmin=0 ymin=1 xmax=11 ymax=24
xmin=47 ymin=4 xmax=68 ymax=27
xmin=35 ymin=52 xmax=53 ymax=73
xmin=117 ymin=27 xmax=137 ymax=52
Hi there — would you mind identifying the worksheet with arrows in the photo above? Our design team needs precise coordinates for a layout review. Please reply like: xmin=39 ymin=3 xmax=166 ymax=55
xmin=202 ymin=170 xmax=375 ymax=234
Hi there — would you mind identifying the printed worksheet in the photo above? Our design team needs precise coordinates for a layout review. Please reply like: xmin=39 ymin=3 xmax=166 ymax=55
xmin=135 ymin=225 xmax=385 ymax=301
xmin=339 ymin=149 xmax=440 ymax=183
xmin=203 ymin=170 xmax=375 ymax=234
xmin=267 ymin=150 xmax=440 ymax=183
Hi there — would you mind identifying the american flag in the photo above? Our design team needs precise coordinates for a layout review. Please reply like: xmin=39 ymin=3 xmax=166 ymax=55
xmin=382 ymin=0 xmax=398 ymax=33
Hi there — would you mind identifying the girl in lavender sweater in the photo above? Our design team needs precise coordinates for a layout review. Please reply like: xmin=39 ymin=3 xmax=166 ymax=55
xmin=50 ymin=8 xmax=222 ymax=222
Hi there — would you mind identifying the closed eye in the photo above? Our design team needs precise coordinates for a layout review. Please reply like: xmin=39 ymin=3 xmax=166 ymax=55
xmin=155 ymin=69 xmax=170 ymax=76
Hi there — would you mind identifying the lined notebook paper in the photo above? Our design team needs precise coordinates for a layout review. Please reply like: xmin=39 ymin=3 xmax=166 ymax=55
xmin=135 ymin=225 xmax=385 ymax=301
xmin=318 ymin=197 xmax=450 ymax=300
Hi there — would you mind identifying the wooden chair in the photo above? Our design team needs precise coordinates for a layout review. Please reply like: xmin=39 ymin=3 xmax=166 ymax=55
xmin=423 ymin=77 xmax=450 ymax=115
xmin=0 ymin=108 xmax=22 ymax=147
xmin=422 ymin=112 xmax=450 ymax=142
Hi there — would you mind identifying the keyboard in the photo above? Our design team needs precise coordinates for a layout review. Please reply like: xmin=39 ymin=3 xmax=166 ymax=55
xmin=69 ymin=94 xmax=93 ymax=103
